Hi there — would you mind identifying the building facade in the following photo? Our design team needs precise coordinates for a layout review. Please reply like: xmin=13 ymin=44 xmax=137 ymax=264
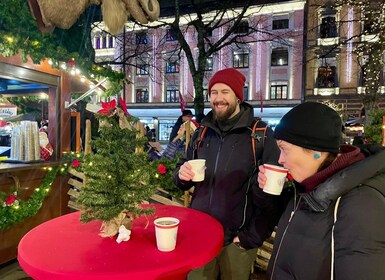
xmin=92 ymin=0 xmax=305 ymax=142
xmin=304 ymin=0 xmax=385 ymax=139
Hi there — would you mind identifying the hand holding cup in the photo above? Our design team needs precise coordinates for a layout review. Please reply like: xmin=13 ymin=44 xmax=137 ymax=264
xmin=178 ymin=159 xmax=206 ymax=182
xmin=258 ymin=164 xmax=288 ymax=195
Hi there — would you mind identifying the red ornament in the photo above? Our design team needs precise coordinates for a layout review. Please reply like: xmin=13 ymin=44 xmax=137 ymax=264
xmin=5 ymin=194 xmax=16 ymax=205
xmin=72 ymin=159 xmax=81 ymax=168
xmin=157 ymin=164 xmax=167 ymax=175
xmin=67 ymin=59 xmax=75 ymax=68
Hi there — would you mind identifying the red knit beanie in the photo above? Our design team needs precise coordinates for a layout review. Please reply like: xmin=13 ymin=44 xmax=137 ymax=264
xmin=208 ymin=68 xmax=246 ymax=102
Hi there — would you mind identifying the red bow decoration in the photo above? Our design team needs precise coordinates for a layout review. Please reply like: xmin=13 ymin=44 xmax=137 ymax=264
xmin=5 ymin=193 xmax=16 ymax=206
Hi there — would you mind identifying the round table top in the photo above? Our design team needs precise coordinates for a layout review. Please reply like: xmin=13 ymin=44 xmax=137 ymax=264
xmin=18 ymin=204 xmax=224 ymax=280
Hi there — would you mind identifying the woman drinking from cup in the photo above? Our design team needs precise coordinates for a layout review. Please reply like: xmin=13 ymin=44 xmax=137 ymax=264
xmin=258 ymin=102 xmax=385 ymax=279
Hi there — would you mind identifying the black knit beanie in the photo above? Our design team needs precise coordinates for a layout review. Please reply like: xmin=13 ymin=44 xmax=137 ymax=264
xmin=274 ymin=102 xmax=342 ymax=153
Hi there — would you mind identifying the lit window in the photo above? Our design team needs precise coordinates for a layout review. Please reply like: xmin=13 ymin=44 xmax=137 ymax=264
xmin=233 ymin=51 xmax=249 ymax=68
xmin=270 ymin=82 xmax=288 ymax=99
xmin=166 ymin=87 xmax=179 ymax=103
xmin=205 ymin=56 xmax=213 ymax=71
xmin=136 ymin=64 xmax=148 ymax=75
xmin=166 ymin=60 xmax=180 ymax=73
xmin=136 ymin=88 xmax=149 ymax=103
xmin=317 ymin=65 xmax=336 ymax=88
xmin=271 ymin=48 xmax=288 ymax=66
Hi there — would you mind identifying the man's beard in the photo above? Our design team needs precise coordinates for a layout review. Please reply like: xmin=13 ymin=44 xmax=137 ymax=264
xmin=212 ymin=101 xmax=237 ymax=122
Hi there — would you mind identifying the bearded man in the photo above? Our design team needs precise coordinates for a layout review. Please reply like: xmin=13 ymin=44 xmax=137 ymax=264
xmin=173 ymin=68 xmax=283 ymax=280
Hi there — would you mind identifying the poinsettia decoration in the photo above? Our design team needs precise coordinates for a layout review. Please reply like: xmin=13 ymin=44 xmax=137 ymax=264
xmin=1 ymin=191 xmax=19 ymax=207
xmin=97 ymin=99 xmax=117 ymax=116
xmin=119 ymin=97 xmax=129 ymax=116
xmin=97 ymin=97 xmax=130 ymax=117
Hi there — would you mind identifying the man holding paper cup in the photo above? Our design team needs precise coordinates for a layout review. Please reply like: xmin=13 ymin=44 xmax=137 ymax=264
xmin=173 ymin=68 xmax=283 ymax=280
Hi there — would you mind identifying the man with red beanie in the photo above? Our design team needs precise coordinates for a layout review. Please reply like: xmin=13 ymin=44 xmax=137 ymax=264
xmin=173 ymin=68 xmax=282 ymax=279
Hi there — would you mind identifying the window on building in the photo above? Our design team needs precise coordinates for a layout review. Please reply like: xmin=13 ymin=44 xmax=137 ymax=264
xmin=136 ymin=32 xmax=148 ymax=45
xmin=166 ymin=59 xmax=180 ymax=73
xmin=136 ymin=88 xmax=149 ymax=103
xmin=316 ymin=65 xmax=337 ymax=88
xmin=205 ymin=56 xmax=213 ymax=71
xmin=273 ymin=18 xmax=289 ymax=30
xmin=95 ymin=36 xmax=101 ymax=49
xmin=233 ymin=51 xmax=249 ymax=68
xmin=203 ymin=88 xmax=209 ymax=102
xmin=243 ymin=86 xmax=249 ymax=101
xmin=234 ymin=21 xmax=249 ymax=34
xmin=108 ymin=36 xmax=114 ymax=48
xmin=136 ymin=64 xmax=148 ymax=75
xmin=270 ymin=82 xmax=288 ymax=99
xmin=102 ymin=36 xmax=107 ymax=49
xmin=165 ymin=87 xmax=179 ymax=103
xmin=271 ymin=48 xmax=288 ymax=66
xmin=166 ymin=28 xmax=178 ymax=41
xmin=320 ymin=16 xmax=337 ymax=38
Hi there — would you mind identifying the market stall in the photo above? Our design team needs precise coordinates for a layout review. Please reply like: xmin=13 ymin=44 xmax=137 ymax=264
xmin=0 ymin=54 xmax=77 ymax=265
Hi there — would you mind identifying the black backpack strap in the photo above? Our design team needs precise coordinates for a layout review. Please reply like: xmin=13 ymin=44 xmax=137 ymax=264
xmin=191 ymin=125 xmax=207 ymax=159
xmin=250 ymin=118 xmax=268 ymax=167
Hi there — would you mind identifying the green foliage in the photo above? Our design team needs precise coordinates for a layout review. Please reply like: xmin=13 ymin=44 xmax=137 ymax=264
xmin=149 ymin=155 xmax=184 ymax=198
xmin=0 ymin=0 xmax=123 ymax=84
xmin=0 ymin=167 xmax=59 ymax=231
xmin=365 ymin=109 xmax=385 ymax=144
xmin=77 ymin=112 xmax=156 ymax=223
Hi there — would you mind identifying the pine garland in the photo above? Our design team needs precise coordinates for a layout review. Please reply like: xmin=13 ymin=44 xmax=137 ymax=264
xmin=0 ymin=167 xmax=59 ymax=231
xmin=150 ymin=155 xmax=184 ymax=198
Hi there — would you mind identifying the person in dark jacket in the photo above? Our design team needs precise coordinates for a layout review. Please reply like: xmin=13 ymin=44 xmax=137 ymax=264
xmin=168 ymin=109 xmax=194 ymax=142
xmin=258 ymin=102 xmax=385 ymax=280
xmin=161 ymin=120 xmax=198 ymax=160
xmin=173 ymin=68 xmax=282 ymax=280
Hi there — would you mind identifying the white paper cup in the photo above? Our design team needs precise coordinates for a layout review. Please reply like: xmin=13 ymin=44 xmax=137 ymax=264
xmin=154 ymin=217 xmax=180 ymax=252
xmin=263 ymin=164 xmax=288 ymax=195
xmin=188 ymin=159 xmax=206 ymax=182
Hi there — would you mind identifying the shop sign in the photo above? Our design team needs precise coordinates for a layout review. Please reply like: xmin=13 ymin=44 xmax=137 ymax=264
xmin=0 ymin=107 xmax=17 ymax=118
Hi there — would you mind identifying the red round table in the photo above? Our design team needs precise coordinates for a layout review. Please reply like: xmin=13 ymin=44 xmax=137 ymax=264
xmin=18 ymin=204 xmax=224 ymax=280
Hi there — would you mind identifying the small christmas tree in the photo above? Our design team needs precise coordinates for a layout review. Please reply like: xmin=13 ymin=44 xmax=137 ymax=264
xmin=77 ymin=98 xmax=156 ymax=237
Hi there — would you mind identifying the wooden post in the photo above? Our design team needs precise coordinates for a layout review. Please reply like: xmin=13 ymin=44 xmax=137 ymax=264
xmin=135 ymin=122 xmax=145 ymax=153
xmin=184 ymin=120 xmax=191 ymax=207
xmin=382 ymin=116 xmax=385 ymax=146
xmin=71 ymin=112 xmax=81 ymax=152
xmin=84 ymin=119 xmax=92 ymax=155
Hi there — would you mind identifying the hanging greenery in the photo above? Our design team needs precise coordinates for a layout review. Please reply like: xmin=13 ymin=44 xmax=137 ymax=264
xmin=0 ymin=167 xmax=59 ymax=231
xmin=0 ymin=0 xmax=124 ymax=84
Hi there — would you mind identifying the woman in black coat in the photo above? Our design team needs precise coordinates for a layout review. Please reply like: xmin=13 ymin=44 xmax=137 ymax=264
xmin=258 ymin=102 xmax=385 ymax=280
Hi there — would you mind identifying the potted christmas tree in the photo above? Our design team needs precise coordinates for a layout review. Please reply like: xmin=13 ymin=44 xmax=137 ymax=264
xmin=77 ymin=98 xmax=156 ymax=239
